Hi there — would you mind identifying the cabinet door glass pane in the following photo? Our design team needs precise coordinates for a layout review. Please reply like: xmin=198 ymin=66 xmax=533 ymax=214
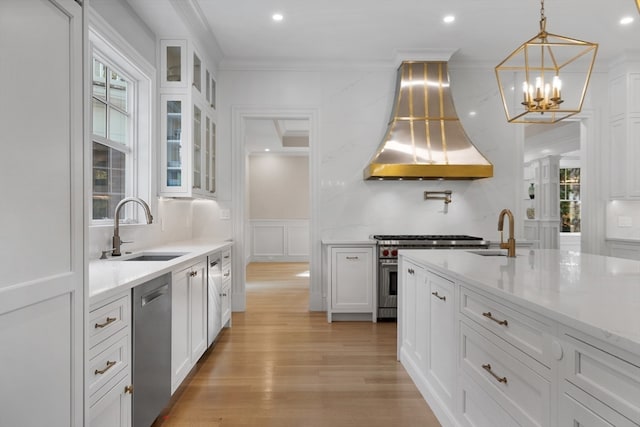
xmin=206 ymin=70 xmax=211 ymax=103
xmin=205 ymin=116 xmax=211 ymax=192
xmin=210 ymin=122 xmax=216 ymax=193
xmin=193 ymin=53 xmax=201 ymax=92
xmin=166 ymin=100 xmax=182 ymax=187
xmin=211 ymin=78 xmax=216 ymax=109
xmin=166 ymin=46 xmax=181 ymax=82
xmin=193 ymin=105 xmax=202 ymax=189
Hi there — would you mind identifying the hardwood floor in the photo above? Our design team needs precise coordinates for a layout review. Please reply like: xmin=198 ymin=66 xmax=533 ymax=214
xmin=154 ymin=262 xmax=440 ymax=427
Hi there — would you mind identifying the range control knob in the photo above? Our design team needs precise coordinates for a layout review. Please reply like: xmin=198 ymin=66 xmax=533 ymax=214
xmin=382 ymin=249 xmax=390 ymax=257
xmin=391 ymin=250 xmax=398 ymax=256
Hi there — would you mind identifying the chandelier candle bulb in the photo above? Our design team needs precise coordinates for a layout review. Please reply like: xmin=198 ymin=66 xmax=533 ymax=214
xmin=552 ymin=75 xmax=561 ymax=100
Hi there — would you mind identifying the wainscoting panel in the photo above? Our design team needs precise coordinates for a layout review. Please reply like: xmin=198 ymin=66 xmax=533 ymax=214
xmin=250 ymin=220 xmax=309 ymax=262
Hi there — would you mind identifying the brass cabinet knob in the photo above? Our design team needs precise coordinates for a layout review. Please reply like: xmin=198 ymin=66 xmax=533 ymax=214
xmin=124 ymin=385 xmax=133 ymax=394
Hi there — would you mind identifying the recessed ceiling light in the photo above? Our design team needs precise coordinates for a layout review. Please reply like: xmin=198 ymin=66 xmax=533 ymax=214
xmin=469 ymin=111 xmax=477 ymax=117
xmin=265 ymin=148 xmax=270 ymax=152
xmin=272 ymin=13 xmax=284 ymax=22
xmin=443 ymin=15 xmax=455 ymax=24
xmin=620 ymin=16 xmax=634 ymax=25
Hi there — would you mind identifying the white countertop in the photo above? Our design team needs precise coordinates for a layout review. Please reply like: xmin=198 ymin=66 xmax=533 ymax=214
xmin=399 ymin=248 xmax=640 ymax=355
xmin=89 ymin=238 xmax=232 ymax=304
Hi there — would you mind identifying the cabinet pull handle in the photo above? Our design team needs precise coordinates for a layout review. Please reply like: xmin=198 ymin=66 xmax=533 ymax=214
xmin=190 ymin=271 xmax=198 ymax=277
xmin=224 ymin=255 xmax=230 ymax=259
xmin=94 ymin=317 xmax=116 ymax=329
xmin=210 ymin=261 xmax=218 ymax=267
xmin=124 ymin=385 xmax=134 ymax=394
xmin=224 ymin=272 xmax=230 ymax=277
xmin=431 ymin=291 xmax=446 ymax=301
xmin=482 ymin=311 xmax=508 ymax=326
xmin=95 ymin=360 xmax=116 ymax=375
xmin=346 ymin=256 xmax=359 ymax=260
xmin=408 ymin=268 xmax=414 ymax=275
xmin=482 ymin=363 xmax=507 ymax=384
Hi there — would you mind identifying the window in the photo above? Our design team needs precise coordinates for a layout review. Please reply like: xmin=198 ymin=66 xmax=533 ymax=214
xmin=91 ymin=58 xmax=131 ymax=220
xmin=560 ymin=168 xmax=580 ymax=232
xmin=89 ymin=24 xmax=153 ymax=224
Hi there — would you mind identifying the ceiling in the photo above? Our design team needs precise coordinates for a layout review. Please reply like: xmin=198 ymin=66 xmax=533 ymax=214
xmin=190 ymin=0 xmax=639 ymax=65
xmin=245 ymin=119 xmax=310 ymax=154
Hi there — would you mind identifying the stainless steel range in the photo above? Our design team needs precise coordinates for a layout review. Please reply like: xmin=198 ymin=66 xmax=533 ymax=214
xmin=373 ymin=235 xmax=489 ymax=319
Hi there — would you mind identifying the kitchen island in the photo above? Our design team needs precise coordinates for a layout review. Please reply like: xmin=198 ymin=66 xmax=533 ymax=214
xmin=398 ymin=248 xmax=640 ymax=427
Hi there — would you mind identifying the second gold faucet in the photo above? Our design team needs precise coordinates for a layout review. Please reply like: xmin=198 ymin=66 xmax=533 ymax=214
xmin=498 ymin=209 xmax=516 ymax=258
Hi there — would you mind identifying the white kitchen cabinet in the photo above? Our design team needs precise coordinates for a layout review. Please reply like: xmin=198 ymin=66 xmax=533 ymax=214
xmin=609 ymin=63 xmax=640 ymax=200
xmin=221 ymin=248 xmax=232 ymax=327
xmin=425 ymin=270 xmax=456 ymax=411
xmin=399 ymin=262 xmax=456 ymax=417
xmin=159 ymin=38 xmax=217 ymax=199
xmin=171 ymin=259 xmax=208 ymax=394
xmin=400 ymin=258 xmax=422 ymax=366
xmin=88 ymin=293 xmax=132 ymax=427
xmin=207 ymin=254 xmax=223 ymax=345
xmin=326 ymin=244 xmax=376 ymax=322
xmin=0 ymin=1 xmax=83 ymax=425
xmin=607 ymin=239 xmax=640 ymax=261
xmin=89 ymin=371 xmax=132 ymax=427
xmin=559 ymin=329 xmax=640 ymax=425
xmin=398 ymin=251 xmax=640 ymax=427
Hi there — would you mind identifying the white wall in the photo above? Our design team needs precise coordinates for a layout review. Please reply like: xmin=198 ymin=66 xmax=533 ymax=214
xmin=219 ymin=64 xmax=519 ymax=243
xmin=249 ymin=155 xmax=309 ymax=219
xmin=606 ymin=201 xmax=640 ymax=240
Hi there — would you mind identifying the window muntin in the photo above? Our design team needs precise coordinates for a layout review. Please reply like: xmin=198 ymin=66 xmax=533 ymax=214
xmin=91 ymin=57 xmax=132 ymax=221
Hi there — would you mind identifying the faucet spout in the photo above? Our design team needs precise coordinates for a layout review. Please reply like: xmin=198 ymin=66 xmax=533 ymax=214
xmin=112 ymin=197 xmax=153 ymax=256
xmin=497 ymin=208 xmax=516 ymax=258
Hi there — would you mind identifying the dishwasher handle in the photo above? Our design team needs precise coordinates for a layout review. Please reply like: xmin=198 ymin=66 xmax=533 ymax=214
xmin=141 ymin=284 xmax=170 ymax=307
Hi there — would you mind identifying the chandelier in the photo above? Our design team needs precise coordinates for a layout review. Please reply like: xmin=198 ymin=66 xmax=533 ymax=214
xmin=495 ymin=0 xmax=598 ymax=123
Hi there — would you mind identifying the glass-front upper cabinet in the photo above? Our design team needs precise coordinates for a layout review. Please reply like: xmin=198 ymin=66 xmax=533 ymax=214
xmin=160 ymin=40 xmax=187 ymax=88
xmin=158 ymin=39 xmax=217 ymax=199
xmin=161 ymin=94 xmax=187 ymax=194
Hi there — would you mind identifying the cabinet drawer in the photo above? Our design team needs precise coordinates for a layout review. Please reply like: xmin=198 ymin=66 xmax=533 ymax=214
xmin=460 ymin=321 xmax=550 ymax=427
xmin=88 ymin=329 xmax=130 ymax=397
xmin=460 ymin=286 xmax=551 ymax=367
xmin=562 ymin=334 xmax=640 ymax=424
xmin=560 ymin=381 xmax=639 ymax=427
xmin=89 ymin=295 xmax=130 ymax=348
xmin=459 ymin=371 xmax=520 ymax=427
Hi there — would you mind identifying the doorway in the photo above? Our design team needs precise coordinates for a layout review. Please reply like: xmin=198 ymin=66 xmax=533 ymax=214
xmin=231 ymin=107 xmax=321 ymax=313
xmin=524 ymin=120 xmax=582 ymax=252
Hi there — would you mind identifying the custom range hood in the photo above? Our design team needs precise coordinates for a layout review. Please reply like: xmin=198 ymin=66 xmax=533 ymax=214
xmin=363 ymin=61 xmax=493 ymax=180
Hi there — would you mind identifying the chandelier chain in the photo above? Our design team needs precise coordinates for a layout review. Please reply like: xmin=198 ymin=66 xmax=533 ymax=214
xmin=539 ymin=0 xmax=547 ymax=33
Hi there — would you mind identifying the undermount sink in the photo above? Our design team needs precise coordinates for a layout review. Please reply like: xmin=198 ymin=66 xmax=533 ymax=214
xmin=467 ymin=250 xmax=510 ymax=257
xmin=120 ymin=252 xmax=187 ymax=262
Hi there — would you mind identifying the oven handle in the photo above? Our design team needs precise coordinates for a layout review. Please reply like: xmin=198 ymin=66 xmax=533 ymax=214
xmin=379 ymin=260 xmax=398 ymax=267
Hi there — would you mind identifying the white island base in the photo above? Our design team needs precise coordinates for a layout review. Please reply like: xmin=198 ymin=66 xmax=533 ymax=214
xmin=398 ymin=249 xmax=640 ymax=427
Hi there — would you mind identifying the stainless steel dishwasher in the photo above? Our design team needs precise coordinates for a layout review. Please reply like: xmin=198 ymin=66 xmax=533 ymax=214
xmin=132 ymin=273 xmax=171 ymax=427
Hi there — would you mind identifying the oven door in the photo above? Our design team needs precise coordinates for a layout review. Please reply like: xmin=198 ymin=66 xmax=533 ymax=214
xmin=378 ymin=260 xmax=398 ymax=318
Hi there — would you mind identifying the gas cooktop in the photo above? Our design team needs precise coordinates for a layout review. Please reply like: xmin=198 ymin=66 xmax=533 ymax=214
xmin=372 ymin=234 xmax=484 ymax=241
xmin=372 ymin=234 xmax=489 ymax=248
